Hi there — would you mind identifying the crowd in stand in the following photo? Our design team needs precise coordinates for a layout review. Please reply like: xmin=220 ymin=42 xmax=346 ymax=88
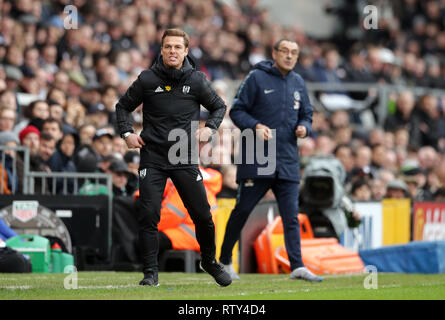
xmin=0 ymin=0 xmax=445 ymax=203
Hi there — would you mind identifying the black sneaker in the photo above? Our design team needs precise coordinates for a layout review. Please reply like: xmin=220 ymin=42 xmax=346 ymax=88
xmin=200 ymin=260 xmax=232 ymax=287
xmin=139 ymin=272 xmax=159 ymax=286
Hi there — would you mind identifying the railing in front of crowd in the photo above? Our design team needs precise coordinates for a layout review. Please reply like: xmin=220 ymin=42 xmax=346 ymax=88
xmin=224 ymin=80 xmax=445 ymax=128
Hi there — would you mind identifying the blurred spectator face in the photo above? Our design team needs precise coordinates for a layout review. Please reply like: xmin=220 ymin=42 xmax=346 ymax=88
xmin=418 ymin=146 xmax=438 ymax=170
xmin=102 ymin=87 xmax=118 ymax=110
xmin=386 ymin=188 xmax=406 ymax=199
xmin=93 ymin=135 xmax=112 ymax=157
xmin=272 ymin=40 xmax=299 ymax=74
xmin=394 ymin=128 xmax=409 ymax=148
xmin=102 ymin=65 xmax=120 ymax=87
xmin=49 ymin=104 xmax=64 ymax=122
xmin=112 ymin=136 xmax=127 ymax=156
xmin=53 ymin=72 xmax=69 ymax=92
xmin=372 ymin=144 xmax=387 ymax=167
xmin=420 ymin=95 xmax=439 ymax=119
xmin=331 ymin=110 xmax=349 ymax=129
xmin=79 ymin=124 xmax=96 ymax=145
xmin=161 ymin=35 xmax=189 ymax=70
xmin=369 ymin=128 xmax=385 ymax=146
xmin=31 ymin=101 xmax=49 ymax=119
xmin=312 ymin=111 xmax=330 ymax=132
xmin=42 ymin=120 xmax=63 ymax=142
xmin=335 ymin=127 xmax=352 ymax=145
xmin=385 ymin=149 xmax=397 ymax=171
xmin=60 ymin=134 xmax=76 ymax=157
xmin=335 ymin=145 xmax=354 ymax=172
xmin=324 ymin=49 xmax=339 ymax=70
xmin=379 ymin=169 xmax=395 ymax=185
xmin=22 ymin=132 xmax=40 ymax=154
xmin=0 ymin=108 xmax=16 ymax=132
xmin=315 ymin=135 xmax=335 ymax=155
xmin=0 ymin=90 xmax=17 ymax=110
xmin=355 ymin=146 xmax=372 ymax=169
xmin=48 ymin=88 xmax=67 ymax=108
xmin=24 ymin=48 xmax=39 ymax=70
xmin=353 ymin=183 xmax=372 ymax=201
xmin=370 ymin=178 xmax=386 ymax=201
xmin=384 ymin=132 xmax=394 ymax=150
xmin=299 ymin=138 xmax=315 ymax=157
xmin=112 ymin=171 xmax=128 ymax=189
xmin=396 ymin=91 xmax=415 ymax=116
xmin=6 ymin=46 xmax=23 ymax=67
xmin=41 ymin=45 xmax=57 ymax=65
xmin=38 ymin=137 xmax=56 ymax=162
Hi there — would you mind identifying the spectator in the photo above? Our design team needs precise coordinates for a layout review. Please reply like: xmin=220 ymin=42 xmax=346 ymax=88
xmin=14 ymin=100 xmax=49 ymax=134
xmin=91 ymin=128 xmax=113 ymax=160
xmin=0 ymin=107 xmax=16 ymax=132
xmin=0 ymin=131 xmax=22 ymax=193
xmin=41 ymin=118 xmax=64 ymax=143
xmin=19 ymin=125 xmax=40 ymax=155
xmin=385 ymin=179 xmax=410 ymax=199
xmin=78 ymin=123 xmax=96 ymax=146
xmin=350 ymin=179 xmax=372 ymax=202
xmin=370 ymin=178 xmax=387 ymax=201
xmin=109 ymin=160 xmax=133 ymax=197
xmin=384 ymin=91 xmax=416 ymax=132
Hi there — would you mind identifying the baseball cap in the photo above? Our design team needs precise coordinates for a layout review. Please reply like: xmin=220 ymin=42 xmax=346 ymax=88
xmin=109 ymin=160 xmax=129 ymax=174
xmin=93 ymin=128 xmax=113 ymax=141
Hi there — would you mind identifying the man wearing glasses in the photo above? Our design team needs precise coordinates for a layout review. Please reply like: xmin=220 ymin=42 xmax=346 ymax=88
xmin=219 ymin=39 xmax=322 ymax=282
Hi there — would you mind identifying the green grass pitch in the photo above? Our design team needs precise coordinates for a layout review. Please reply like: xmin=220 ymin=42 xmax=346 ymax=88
xmin=1 ymin=272 xmax=445 ymax=300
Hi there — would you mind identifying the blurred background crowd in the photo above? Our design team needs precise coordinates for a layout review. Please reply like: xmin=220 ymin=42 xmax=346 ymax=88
xmin=1 ymin=0 xmax=445 ymax=203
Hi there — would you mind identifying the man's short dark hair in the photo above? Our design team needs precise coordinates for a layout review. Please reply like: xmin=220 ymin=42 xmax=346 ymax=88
xmin=273 ymin=39 xmax=298 ymax=51
xmin=161 ymin=28 xmax=190 ymax=48
xmin=42 ymin=117 xmax=63 ymax=132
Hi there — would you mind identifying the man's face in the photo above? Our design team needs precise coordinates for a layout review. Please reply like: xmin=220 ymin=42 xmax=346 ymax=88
xmin=272 ymin=40 xmax=299 ymax=74
xmin=42 ymin=122 xmax=63 ymax=141
xmin=93 ymin=136 xmax=112 ymax=157
xmin=22 ymin=132 xmax=40 ymax=154
xmin=0 ymin=109 xmax=16 ymax=131
xmin=112 ymin=171 xmax=128 ymax=189
xmin=38 ymin=138 xmax=56 ymax=161
xmin=161 ymin=36 xmax=189 ymax=69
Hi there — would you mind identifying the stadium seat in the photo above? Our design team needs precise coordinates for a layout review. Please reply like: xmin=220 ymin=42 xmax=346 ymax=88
xmin=255 ymin=215 xmax=365 ymax=275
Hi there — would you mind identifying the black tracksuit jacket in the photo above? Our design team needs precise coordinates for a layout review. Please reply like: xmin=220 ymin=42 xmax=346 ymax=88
xmin=116 ymin=55 xmax=226 ymax=169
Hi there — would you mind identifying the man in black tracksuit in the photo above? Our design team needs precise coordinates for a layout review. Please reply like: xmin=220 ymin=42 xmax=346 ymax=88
xmin=115 ymin=29 xmax=231 ymax=287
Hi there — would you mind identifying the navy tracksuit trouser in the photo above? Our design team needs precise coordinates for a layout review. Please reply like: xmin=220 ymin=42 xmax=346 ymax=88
xmin=219 ymin=177 xmax=304 ymax=271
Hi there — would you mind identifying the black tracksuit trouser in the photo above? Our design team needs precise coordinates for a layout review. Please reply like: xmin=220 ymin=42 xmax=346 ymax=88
xmin=137 ymin=166 xmax=215 ymax=274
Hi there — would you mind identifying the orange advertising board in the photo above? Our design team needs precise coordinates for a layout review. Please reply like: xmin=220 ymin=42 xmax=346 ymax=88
xmin=413 ymin=202 xmax=445 ymax=241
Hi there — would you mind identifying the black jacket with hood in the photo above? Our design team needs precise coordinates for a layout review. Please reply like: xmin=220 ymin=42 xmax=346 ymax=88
xmin=116 ymin=55 xmax=226 ymax=169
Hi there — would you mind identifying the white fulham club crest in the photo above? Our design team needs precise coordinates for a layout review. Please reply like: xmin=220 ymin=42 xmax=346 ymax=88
xmin=293 ymin=91 xmax=301 ymax=110
xmin=183 ymin=85 xmax=190 ymax=94
xmin=139 ymin=168 xmax=147 ymax=179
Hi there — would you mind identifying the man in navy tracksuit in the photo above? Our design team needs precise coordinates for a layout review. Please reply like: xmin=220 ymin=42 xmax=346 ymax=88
xmin=219 ymin=39 xmax=322 ymax=282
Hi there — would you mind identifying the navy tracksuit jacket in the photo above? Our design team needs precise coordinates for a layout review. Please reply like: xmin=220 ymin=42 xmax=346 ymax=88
xmin=220 ymin=60 xmax=313 ymax=271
